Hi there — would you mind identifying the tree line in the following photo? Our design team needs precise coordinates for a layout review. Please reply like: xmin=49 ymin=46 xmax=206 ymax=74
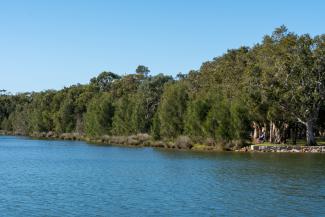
xmin=0 ymin=26 xmax=324 ymax=146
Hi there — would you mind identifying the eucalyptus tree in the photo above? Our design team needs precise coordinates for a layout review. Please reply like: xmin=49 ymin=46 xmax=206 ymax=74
xmin=254 ymin=26 xmax=325 ymax=145
xmin=90 ymin=71 xmax=121 ymax=92
xmin=136 ymin=65 xmax=150 ymax=77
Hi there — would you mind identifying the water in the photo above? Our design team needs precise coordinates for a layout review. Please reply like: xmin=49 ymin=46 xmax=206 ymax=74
xmin=0 ymin=136 xmax=324 ymax=217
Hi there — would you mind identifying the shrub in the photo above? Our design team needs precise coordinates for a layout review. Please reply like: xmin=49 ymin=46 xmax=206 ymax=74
xmin=175 ymin=136 xmax=193 ymax=149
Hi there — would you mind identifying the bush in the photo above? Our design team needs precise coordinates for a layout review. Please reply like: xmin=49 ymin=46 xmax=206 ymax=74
xmin=175 ymin=136 xmax=193 ymax=149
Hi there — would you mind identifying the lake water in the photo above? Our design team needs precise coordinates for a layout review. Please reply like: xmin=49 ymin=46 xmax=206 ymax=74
xmin=0 ymin=136 xmax=324 ymax=217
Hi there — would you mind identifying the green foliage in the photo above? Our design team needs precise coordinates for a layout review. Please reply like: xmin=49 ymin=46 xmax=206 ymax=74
xmin=90 ymin=71 xmax=121 ymax=91
xmin=229 ymin=100 xmax=251 ymax=140
xmin=57 ymin=98 xmax=75 ymax=133
xmin=85 ymin=93 xmax=115 ymax=136
xmin=210 ymin=99 xmax=233 ymax=141
xmin=112 ymin=95 xmax=135 ymax=135
xmin=151 ymin=112 xmax=160 ymax=139
xmin=185 ymin=98 xmax=210 ymax=140
xmin=158 ymin=83 xmax=188 ymax=138
xmin=131 ymin=93 xmax=147 ymax=133
xmin=10 ymin=105 xmax=30 ymax=134
xmin=204 ymin=102 xmax=219 ymax=140
xmin=0 ymin=27 xmax=323 ymax=146
xmin=133 ymin=74 xmax=172 ymax=133
xmin=135 ymin=65 xmax=150 ymax=77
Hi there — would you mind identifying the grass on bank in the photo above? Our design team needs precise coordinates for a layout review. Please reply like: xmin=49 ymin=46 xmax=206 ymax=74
xmin=192 ymin=144 xmax=208 ymax=150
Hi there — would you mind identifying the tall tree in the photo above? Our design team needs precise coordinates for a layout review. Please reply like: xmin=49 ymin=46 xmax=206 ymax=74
xmin=85 ymin=93 xmax=115 ymax=136
xmin=135 ymin=65 xmax=150 ymax=77
xmin=112 ymin=95 xmax=135 ymax=135
xmin=256 ymin=27 xmax=325 ymax=145
xmin=158 ymin=83 xmax=188 ymax=138
xmin=90 ymin=71 xmax=121 ymax=91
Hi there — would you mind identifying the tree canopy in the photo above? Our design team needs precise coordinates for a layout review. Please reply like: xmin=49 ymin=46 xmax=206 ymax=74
xmin=0 ymin=27 xmax=324 ymax=146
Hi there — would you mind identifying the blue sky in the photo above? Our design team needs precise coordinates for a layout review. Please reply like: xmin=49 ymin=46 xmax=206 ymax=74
xmin=1 ymin=0 xmax=324 ymax=93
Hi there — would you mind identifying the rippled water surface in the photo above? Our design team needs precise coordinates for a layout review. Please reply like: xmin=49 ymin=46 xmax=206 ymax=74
xmin=0 ymin=136 xmax=324 ymax=216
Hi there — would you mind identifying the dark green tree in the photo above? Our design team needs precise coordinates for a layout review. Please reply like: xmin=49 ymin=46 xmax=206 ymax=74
xmin=136 ymin=65 xmax=150 ymax=77
xmin=158 ymin=83 xmax=188 ymax=138
xmin=85 ymin=93 xmax=115 ymax=136
xmin=90 ymin=71 xmax=121 ymax=91
xmin=112 ymin=95 xmax=135 ymax=135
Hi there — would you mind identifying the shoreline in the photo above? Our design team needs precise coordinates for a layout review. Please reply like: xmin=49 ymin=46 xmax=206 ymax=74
xmin=0 ymin=131 xmax=324 ymax=153
xmin=0 ymin=130 xmax=224 ymax=152
xmin=249 ymin=144 xmax=325 ymax=153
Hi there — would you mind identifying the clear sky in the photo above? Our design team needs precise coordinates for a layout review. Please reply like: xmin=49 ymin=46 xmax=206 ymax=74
xmin=1 ymin=0 xmax=324 ymax=93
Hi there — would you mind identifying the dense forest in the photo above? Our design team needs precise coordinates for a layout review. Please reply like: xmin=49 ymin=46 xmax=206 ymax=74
xmin=1 ymin=27 xmax=324 ymax=148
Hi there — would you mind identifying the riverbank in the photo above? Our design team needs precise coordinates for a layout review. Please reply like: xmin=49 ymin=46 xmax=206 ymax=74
xmin=249 ymin=145 xmax=325 ymax=153
xmin=1 ymin=130 xmax=324 ymax=153
xmin=0 ymin=130 xmax=225 ymax=152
